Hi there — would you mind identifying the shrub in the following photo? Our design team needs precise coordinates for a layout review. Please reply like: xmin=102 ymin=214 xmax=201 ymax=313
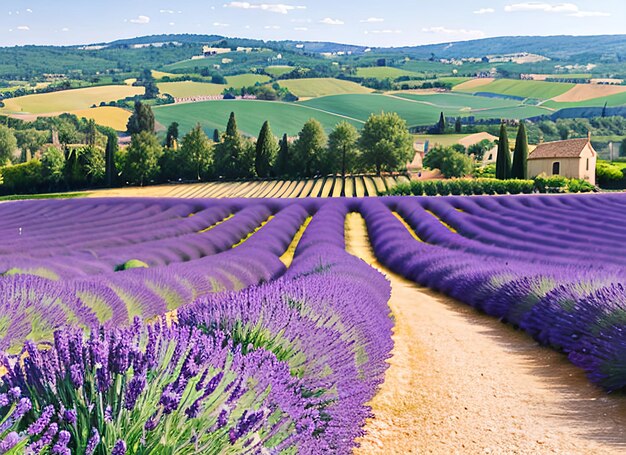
xmin=423 ymin=181 xmax=438 ymax=196
xmin=0 ymin=160 xmax=44 ymax=195
xmin=596 ymin=161 xmax=623 ymax=184
xmin=534 ymin=175 xmax=568 ymax=193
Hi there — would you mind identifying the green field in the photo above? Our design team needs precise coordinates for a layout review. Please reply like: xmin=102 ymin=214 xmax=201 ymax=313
xmin=356 ymin=67 xmax=422 ymax=80
xmin=153 ymin=100 xmax=362 ymax=137
xmin=437 ymin=77 xmax=472 ymax=87
xmin=157 ymin=74 xmax=271 ymax=98
xmin=456 ymin=79 xmax=574 ymax=99
xmin=543 ymin=91 xmax=626 ymax=109
xmin=301 ymin=93 xmax=553 ymax=126
xmin=278 ymin=78 xmax=373 ymax=98
xmin=0 ymin=85 xmax=145 ymax=114
xmin=226 ymin=74 xmax=271 ymax=88
xmin=265 ymin=66 xmax=295 ymax=77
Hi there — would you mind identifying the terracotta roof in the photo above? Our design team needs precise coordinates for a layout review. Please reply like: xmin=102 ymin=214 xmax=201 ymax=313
xmin=528 ymin=138 xmax=592 ymax=160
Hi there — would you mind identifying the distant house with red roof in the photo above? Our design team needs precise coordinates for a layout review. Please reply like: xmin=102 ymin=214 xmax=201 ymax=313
xmin=527 ymin=135 xmax=597 ymax=186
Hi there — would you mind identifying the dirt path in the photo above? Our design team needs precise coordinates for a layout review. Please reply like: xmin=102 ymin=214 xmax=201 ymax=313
xmin=345 ymin=213 xmax=626 ymax=455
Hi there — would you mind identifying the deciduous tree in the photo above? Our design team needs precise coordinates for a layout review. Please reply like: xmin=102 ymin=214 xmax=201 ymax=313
xmin=180 ymin=124 xmax=213 ymax=180
xmin=359 ymin=112 xmax=413 ymax=175
xmin=124 ymin=131 xmax=163 ymax=186
xmin=0 ymin=124 xmax=17 ymax=165
xmin=126 ymin=101 xmax=155 ymax=135
xmin=293 ymin=119 xmax=327 ymax=177
xmin=327 ymin=122 xmax=359 ymax=195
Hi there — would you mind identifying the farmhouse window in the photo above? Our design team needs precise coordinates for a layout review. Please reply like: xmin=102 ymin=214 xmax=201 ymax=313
xmin=552 ymin=162 xmax=560 ymax=175
xmin=586 ymin=158 xmax=589 ymax=171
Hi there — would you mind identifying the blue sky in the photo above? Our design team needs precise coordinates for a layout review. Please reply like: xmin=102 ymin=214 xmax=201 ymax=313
xmin=1 ymin=1 xmax=624 ymax=47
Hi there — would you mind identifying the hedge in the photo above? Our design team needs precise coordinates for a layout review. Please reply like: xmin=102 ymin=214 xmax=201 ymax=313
xmin=384 ymin=177 xmax=594 ymax=196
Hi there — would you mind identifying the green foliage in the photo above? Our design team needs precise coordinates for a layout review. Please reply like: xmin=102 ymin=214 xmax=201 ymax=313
xmin=40 ymin=146 xmax=65 ymax=188
xmin=0 ymin=124 xmax=17 ymax=166
xmin=359 ymin=112 xmax=413 ymax=175
xmin=495 ymin=123 xmax=511 ymax=180
xmin=254 ymin=121 xmax=278 ymax=178
xmin=0 ymin=160 xmax=44 ymax=194
xmin=180 ymin=124 xmax=213 ymax=180
xmin=124 ymin=132 xmax=163 ymax=186
xmin=166 ymin=122 xmax=180 ymax=149
xmin=274 ymin=134 xmax=292 ymax=177
xmin=105 ymin=132 xmax=118 ymax=188
xmin=474 ymin=163 xmax=496 ymax=179
xmin=126 ymin=101 xmax=155 ymax=135
xmin=388 ymin=178 xmax=533 ymax=196
xmin=437 ymin=112 xmax=446 ymax=134
xmin=596 ymin=160 xmax=623 ymax=184
xmin=293 ymin=119 xmax=327 ymax=177
xmin=423 ymin=145 xmax=473 ymax=178
xmin=14 ymin=129 xmax=48 ymax=162
xmin=327 ymin=121 xmax=360 ymax=177
xmin=115 ymin=259 xmax=149 ymax=272
xmin=214 ymin=112 xmax=254 ymax=178
xmin=511 ymin=121 xmax=529 ymax=179
xmin=467 ymin=140 xmax=494 ymax=160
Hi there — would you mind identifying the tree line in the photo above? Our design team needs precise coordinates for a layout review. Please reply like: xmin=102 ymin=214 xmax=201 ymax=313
xmin=120 ymin=102 xmax=415 ymax=186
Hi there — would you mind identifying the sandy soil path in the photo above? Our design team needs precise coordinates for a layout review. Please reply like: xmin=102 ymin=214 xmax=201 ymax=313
xmin=345 ymin=213 xmax=626 ymax=455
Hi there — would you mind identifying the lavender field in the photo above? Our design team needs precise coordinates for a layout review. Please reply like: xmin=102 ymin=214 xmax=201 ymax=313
xmin=1 ymin=194 xmax=626 ymax=453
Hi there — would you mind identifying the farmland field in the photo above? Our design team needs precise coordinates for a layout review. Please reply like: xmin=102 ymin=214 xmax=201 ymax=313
xmin=158 ymin=74 xmax=271 ymax=98
xmin=355 ymin=66 xmax=422 ymax=79
xmin=3 ymin=193 xmax=626 ymax=453
xmin=265 ymin=65 xmax=295 ymax=77
xmin=0 ymin=85 xmax=145 ymax=114
xmin=277 ymin=78 xmax=373 ymax=98
xmin=153 ymin=99 xmax=363 ymax=136
xmin=456 ymin=78 xmax=574 ymax=99
xmin=69 ymin=106 xmax=132 ymax=131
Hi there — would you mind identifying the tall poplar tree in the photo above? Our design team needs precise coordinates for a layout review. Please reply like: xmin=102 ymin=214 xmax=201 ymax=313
xmin=495 ymin=123 xmax=511 ymax=180
xmin=511 ymin=121 xmax=529 ymax=180
xmin=254 ymin=121 xmax=278 ymax=178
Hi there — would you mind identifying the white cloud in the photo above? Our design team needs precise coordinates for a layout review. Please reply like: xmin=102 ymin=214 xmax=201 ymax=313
xmin=294 ymin=27 xmax=308 ymax=31
xmin=264 ymin=25 xmax=281 ymax=29
xmin=320 ymin=17 xmax=344 ymax=25
xmin=365 ymin=29 xmax=402 ymax=35
xmin=224 ymin=2 xmax=306 ymax=14
xmin=129 ymin=15 xmax=150 ymax=24
xmin=360 ymin=17 xmax=384 ymax=23
xmin=474 ymin=8 xmax=495 ymax=14
xmin=160 ymin=9 xmax=175 ymax=14
xmin=16 ymin=25 xmax=30 ymax=31
xmin=213 ymin=22 xmax=230 ymax=27
xmin=169 ymin=22 xmax=175 ymax=26
xmin=61 ymin=27 xmax=69 ymax=32
xmin=504 ymin=2 xmax=609 ymax=17
xmin=26 ymin=8 xmax=33 ymax=13
xmin=422 ymin=26 xmax=485 ymax=38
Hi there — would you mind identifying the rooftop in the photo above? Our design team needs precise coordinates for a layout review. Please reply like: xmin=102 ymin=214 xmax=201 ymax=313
xmin=528 ymin=137 xmax=592 ymax=160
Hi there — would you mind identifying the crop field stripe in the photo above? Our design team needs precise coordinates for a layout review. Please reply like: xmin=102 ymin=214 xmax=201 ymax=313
xmin=277 ymin=181 xmax=298 ymax=198
xmin=355 ymin=176 xmax=366 ymax=197
xmin=266 ymin=180 xmax=289 ymax=198
xmin=344 ymin=177 xmax=355 ymax=198
xmin=362 ymin=176 xmax=377 ymax=197
xmin=289 ymin=180 xmax=306 ymax=198
xmin=332 ymin=178 xmax=343 ymax=198
xmin=384 ymin=176 xmax=397 ymax=192
xmin=238 ymin=181 xmax=265 ymax=198
xmin=308 ymin=179 xmax=325 ymax=198
xmin=297 ymin=180 xmax=315 ymax=198
xmin=184 ymin=183 xmax=214 ymax=198
xmin=371 ymin=177 xmax=387 ymax=195
xmin=231 ymin=216 xmax=275 ymax=248
xmin=255 ymin=181 xmax=277 ymax=198
xmin=279 ymin=217 xmax=312 ymax=267
xmin=320 ymin=178 xmax=335 ymax=198
xmin=392 ymin=212 xmax=425 ymax=243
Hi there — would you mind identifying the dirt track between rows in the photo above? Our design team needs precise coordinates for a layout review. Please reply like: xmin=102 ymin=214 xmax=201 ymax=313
xmin=345 ymin=213 xmax=626 ymax=455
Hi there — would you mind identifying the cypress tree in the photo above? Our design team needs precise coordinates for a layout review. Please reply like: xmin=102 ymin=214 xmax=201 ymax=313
xmin=511 ymin=121 xmax=528 ymax=180
xmin=166 ymin=122 xmax=179 ymax=149
xmin=213 ymin=129 xmax=220 ymax=143
xmin=226 ymin=112 xmax=237 ymax=137
xmin=254 ymin=121 xmax=277 ymax=178
xmin=105 ymin=132 xmax=118 ymax=187
xmin=495 ymin=123 xmax=511 ymax=180
xmin=455 ymin=117 xmax=462 ymax=133
xmin=274 ymin=134 xmax=291 ymax=177
xmin=437 ymin=112 xmax=446 ymax=134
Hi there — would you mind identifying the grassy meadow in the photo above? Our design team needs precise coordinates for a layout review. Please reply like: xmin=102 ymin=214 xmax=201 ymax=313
xmin=0 ymin=85 xmax=145 ymax=114
xmin=278 ymin=78 xmax=374 ymax=98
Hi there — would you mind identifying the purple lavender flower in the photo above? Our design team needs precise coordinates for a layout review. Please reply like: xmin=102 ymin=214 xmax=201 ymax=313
xmin=85 ymin=428 xmax=100 ymax=455
xmin=0 ymin=432 xmax=20 ymax=452
xmin=124 ymin=375 xmax=146 ymax=410
xmin=111 ymin=439 xmax=127 ymax=455
xmin=63 ymin=409 xmax=77 ymax=425
xmin=27 ymin=404 xmax=55 ymax=435
xmin=70 ymin=364 xmax=84 ymax=389
xmin=51 ymin=430 xmax=71 ymax=455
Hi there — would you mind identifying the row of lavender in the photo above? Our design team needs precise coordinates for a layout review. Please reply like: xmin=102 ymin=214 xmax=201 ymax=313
xmin=366 ymin=194 xmax=626 ymax=391
xmin=0 ymin=198 xmax=393 ymax=453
